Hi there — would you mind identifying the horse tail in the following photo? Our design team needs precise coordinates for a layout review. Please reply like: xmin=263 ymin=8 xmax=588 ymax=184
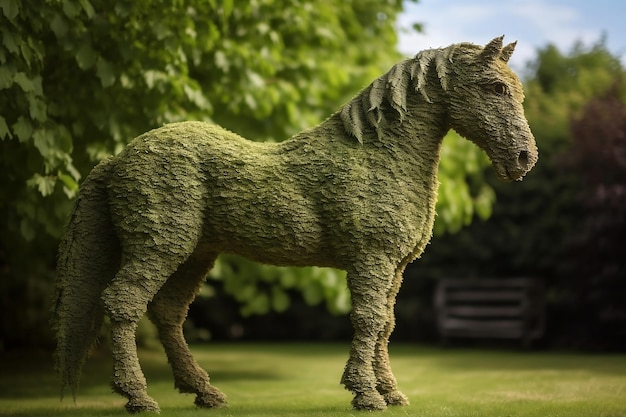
xmin=52 ymin=156 xmax=120 ymax=401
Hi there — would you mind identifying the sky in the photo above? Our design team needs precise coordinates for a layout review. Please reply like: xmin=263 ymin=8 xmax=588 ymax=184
xmin=397 ymin=0 xmax=626 ymax=74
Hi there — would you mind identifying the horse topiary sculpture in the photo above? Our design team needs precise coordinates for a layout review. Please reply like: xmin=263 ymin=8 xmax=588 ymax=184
xmin=53 ymin=36 xmax=537 ymax=413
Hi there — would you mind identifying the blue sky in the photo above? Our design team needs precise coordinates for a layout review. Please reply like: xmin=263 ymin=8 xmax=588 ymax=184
xmin=398 ymin=0 xmax=625 ymax=73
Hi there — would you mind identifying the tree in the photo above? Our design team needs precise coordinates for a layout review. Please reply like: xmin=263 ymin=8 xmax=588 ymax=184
xmin=557 ymin=83 xmax=626 ymax=349
xmin=0 ymin=0 xmax=495 ymax=347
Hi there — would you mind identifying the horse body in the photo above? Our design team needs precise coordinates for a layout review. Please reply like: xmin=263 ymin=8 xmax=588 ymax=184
xmin=109 ymin=110 xmax=443 ymax=270
xmin=53 ymin=37 xmax=537 ymax=413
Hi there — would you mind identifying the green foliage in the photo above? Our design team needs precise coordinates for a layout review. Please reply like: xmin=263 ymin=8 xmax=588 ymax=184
xmin=523 ymin=38 xmax=623 ymax=154
xmin=209 ymin=255 xmax=350 ymax=316
xmin=435 ymin=130 xmax=493 ymax=236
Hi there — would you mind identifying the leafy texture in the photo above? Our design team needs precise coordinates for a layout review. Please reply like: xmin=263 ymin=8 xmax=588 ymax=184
xmin=52 ymin=38 xmax=536 ymax=412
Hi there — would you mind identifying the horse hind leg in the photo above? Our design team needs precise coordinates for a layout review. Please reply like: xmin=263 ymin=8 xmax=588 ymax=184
xmin=147 ymin=251 xmax=227 ymax=409
xmin=109 ymin=319 xmax=159 ymax=413
xmin=102 ymin=249 xmax=195 ymax=413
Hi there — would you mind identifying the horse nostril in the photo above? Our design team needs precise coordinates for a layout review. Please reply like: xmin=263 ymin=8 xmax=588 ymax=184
xmin=518 ymin=150 xmax=529 ymax=168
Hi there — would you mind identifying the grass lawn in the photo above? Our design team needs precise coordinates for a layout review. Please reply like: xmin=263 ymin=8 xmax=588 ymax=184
xmin=0 ymin=343 xmax=625 ymax=416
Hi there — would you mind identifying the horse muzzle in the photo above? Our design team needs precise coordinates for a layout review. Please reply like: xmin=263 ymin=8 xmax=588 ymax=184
xmin=493 ymin=140 xmax=538 ymax=182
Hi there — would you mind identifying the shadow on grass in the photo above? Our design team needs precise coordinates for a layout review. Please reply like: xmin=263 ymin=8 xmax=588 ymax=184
xmin=4 ymin=405 xmax=132 ymax=417
xmin=390 ymin=344 xmax=626 ymax=376
xmin=0 ymin=346 xmax=288 ymax=400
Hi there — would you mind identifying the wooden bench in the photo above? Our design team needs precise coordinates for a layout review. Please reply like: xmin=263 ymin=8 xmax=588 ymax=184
xmin=435 ymin=278 xmax=545 ymax=348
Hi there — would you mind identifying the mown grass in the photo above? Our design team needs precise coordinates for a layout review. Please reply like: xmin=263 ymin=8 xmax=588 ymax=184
xmin=1 ymin=343 xmax=625 ymax=416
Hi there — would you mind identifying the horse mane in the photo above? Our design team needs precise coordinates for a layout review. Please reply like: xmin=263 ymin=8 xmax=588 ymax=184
xmin=340 ymin=42 xmax=479 ymax=144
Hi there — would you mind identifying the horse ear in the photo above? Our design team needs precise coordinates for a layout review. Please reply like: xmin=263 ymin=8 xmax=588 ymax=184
xmin=500 ymin=41 xmax=517 ymax=63
xmin=480 ymin=35 xmax=504 ymax=62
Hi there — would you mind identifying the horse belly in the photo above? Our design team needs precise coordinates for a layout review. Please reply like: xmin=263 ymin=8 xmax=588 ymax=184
xmin=204 ymin=189 xmax=329 ymax=267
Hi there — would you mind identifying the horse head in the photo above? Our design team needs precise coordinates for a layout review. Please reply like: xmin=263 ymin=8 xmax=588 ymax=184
xmin=445 ymin=36 xmax=538 ymax=181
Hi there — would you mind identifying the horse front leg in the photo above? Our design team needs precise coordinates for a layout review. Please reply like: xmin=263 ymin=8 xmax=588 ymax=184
xmin=341 ymin=264 xmax=393 ymax=410
xmin=373 ymin=267 xmax=410 ymax=406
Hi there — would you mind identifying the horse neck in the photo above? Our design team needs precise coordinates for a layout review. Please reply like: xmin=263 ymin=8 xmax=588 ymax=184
xmin=370 ymin=97 xmax=449 ymax=174
xmin=283 ymin=94 xmax=449 ymax=176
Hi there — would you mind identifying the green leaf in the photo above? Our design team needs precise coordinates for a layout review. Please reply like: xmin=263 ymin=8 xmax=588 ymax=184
xmin=28 ymin=96 xmax=47 ymax=122
xmin=32 ymin=129 xmax=53 ymax=158
xmin=220 ymin=0 xmax=234 ymax=19
xmin=152 ymin=22 xmax=171 ymax=40
xmin=12 ymin=116 xmax=33 ymax=142
xmin=75 ymin=40 xmax=96 ymax=70
xmin=279 ymin=269 xmax=297 ymax=288
xmin=328 ymin=287 xmax=351 ymax=314
xmin=96 ymin=58 xmax=115 ymax=87
xmin=1 ymin=27 xmax=18 ymax=54
xmin=65 ymin=161 xmax=81 ymax=182
xmin=58 ymin=170 xmax=79 ymax=192
xmin=78 ymin=0 xmax=95 ymax=18
xmin=183 ymin=83 xmax=211 ymax=110
xmin=12 ymin=72 xmax=33 ymax=92
xmin=27 ymin=173 xmax=56 ymax=197
xmin=271 ymin=286 xmax=290 ymax=312
xmin=20 ymin=36 xmax=44 ymax=67
xmin=0 ymin=0 xmax=18 ymax=22
xmin=474 ymin=185 xmax=496 ymax=220
xmin=19 ymin=42 xmax=34 ymax=69
xmin=50 ymin=13 xmax=68 ymax=39
xmin=302 ymin=282 xmax=323 ymax=306
xmin=214 ymin=50 xmax=229 ymax=71
xmin=0 ymin=115 xmax=11 ymax=139
xmin=237 ymin=284 xmax=257 ymax=302
xmin=144 ymin=70 xmax=166 ymax=89
xmin=0 ymin=64 xmax=14 ymax=89
xmin=62 ymin=0 xmax=80 ymax=18
xmin=241 ymin=292 xmax=269 ymax=317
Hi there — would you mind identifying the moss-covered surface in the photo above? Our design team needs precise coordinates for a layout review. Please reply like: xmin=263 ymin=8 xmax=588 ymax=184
xmin=53 ymin=37 xmax=538 ymax=412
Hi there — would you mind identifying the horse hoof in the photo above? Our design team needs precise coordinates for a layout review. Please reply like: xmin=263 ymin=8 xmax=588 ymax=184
xmin=125 ymin=396 xmax=160 ymax=413
xmin=352 ymin=391 xmax=387 ymax=411
xmin=195 ymin=387 xmax=228 ymax=408
xmin=383 ymin=390 xmax=410 ymax=406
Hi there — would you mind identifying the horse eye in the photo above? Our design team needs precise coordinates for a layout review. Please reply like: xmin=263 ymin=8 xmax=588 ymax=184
xmin=493 ymin=82 xmax=508 ymax=95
